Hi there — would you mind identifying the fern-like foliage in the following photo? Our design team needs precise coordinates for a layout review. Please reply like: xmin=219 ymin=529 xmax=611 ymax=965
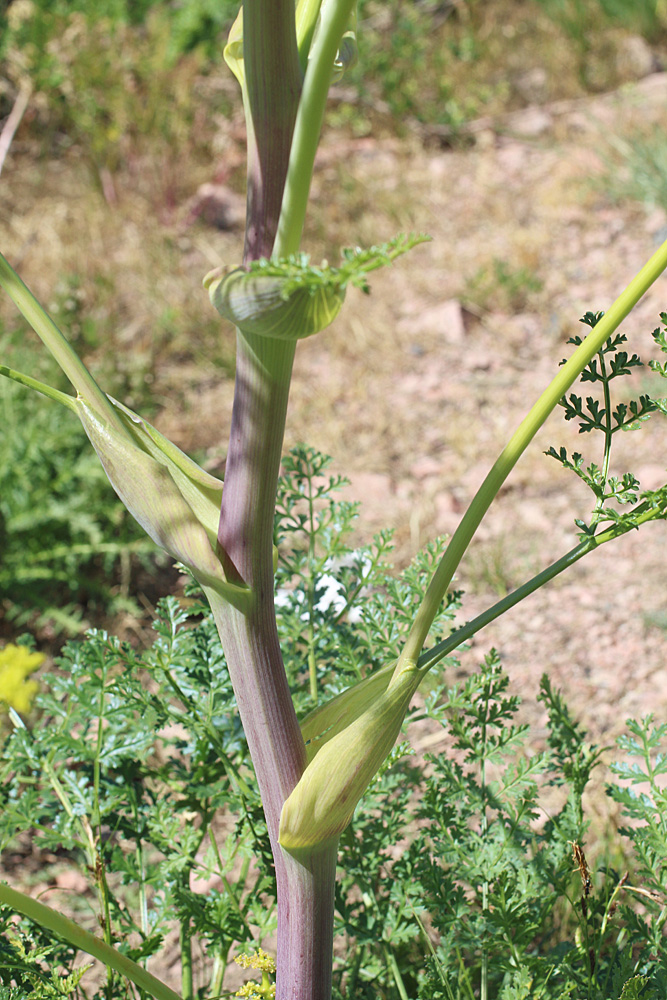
xmin=546 ymin=311 xmax=667 ymax=538
xmin=242 ymin=233 xmax=431 ymax=298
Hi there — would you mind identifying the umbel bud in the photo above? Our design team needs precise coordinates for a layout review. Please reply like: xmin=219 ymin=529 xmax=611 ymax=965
xmin=300 ymin=660 xmax=395 ymax=763
xmin=279 ymin=665 xmax=422 ymax=854
xmin=204 ymin=266 xmax=345 ymax=341
xmin=77 ymin=398 xmax=248 ymax=610
xmin=0 ymin=251 xmax=268 ymax=615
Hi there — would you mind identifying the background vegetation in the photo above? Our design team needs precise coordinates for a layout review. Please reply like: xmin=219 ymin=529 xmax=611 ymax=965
xmin=1 ymin=452 xmax=666 ymax=998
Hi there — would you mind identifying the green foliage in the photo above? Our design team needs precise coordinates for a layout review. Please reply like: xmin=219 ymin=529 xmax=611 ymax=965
xmin=546 ymin=311 xmax=667 ymax=539
xmin=240 ymin=234 xmax=431 ymax=298
xmin=3 ymin=0 xmax=663 ymax=160
xmin=0 ymin=451 xmax=666 ymax=999
xmin=348 ymin=0 xmax=509 ymax=130
xmin=0 ymin=0 xmax=239 ymax=66
xmin=598 ymin=0 xmax=667 ymax=41
xmin=275 ymin=443 xmax=458 ymax=704
xmin=0 ymin=323 xmax=154 ymax=634
xmin=532 ymin=0 xmax=603 ymax=61
xmin=0 ymin=600 xmax=275 ymax=999
xmin=1 ymin=4 xmax=211 ymax=177
xmin=0 ymin=909 xmax=86 ymax=998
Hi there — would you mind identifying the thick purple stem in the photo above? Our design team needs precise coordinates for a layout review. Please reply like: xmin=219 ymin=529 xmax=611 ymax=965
xmin=215 ymin=333 xmax=304 ymax=831
xmin=211 ymin=5 xmax=338 ymax=997
xmin=212 ymin=332 xmax=338 ymax=1000
xmin=242 ymin=0 xmax=302 ymax=261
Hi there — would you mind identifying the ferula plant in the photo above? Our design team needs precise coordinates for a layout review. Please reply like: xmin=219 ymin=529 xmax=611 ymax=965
xmin=2 ymin=3 xmax=667 ymax=999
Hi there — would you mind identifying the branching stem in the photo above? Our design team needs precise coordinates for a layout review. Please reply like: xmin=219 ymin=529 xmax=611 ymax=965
xmin=397 ymin=236 xmax=667 ymax=677
xmin=417 ymin=497 xmax=666 ymax=676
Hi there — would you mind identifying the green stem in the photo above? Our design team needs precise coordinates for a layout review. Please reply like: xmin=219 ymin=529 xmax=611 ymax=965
xmin=180 ymin=916 xmax=193 ymax=1000
xmin=416 ymin=498 xmax=667 ymax=675
xmin=346 ymin=948 xmax=363 ymax=999
xmin=480 ymin=708 xmax=488 ymax=1000
xmin=208 ymin=952 xmax=226 ymax=1000
xmin=0 ymin=253 xmax=129 ymax=436
xmin=384 ymin=944 xmax=409 ymax=1000
xmin=599 ymin=349 xmax=613 ymax=487
xmin=0 ymin=882 xmax=182 ymax=1000
xmin=274 ymin=0 xmax=358 ymax=257
xmin=397 ymin=236 xmax=667 ymax=675
xmin=412 ymin=909 xmax=457 ymax=1000
xmin=592 ymin=346 xmax=613 ymax=527
xmin=131 ymin=790 xmax=150 ymax=956
xmin=0 ymin=364 xmax=77 ymax=410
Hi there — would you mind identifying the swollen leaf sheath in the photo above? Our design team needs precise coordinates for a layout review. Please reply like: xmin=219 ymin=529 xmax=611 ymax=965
xmin=206 ymin=266 xmax=344 ymax=340
xmin=300 ymin=661 xmax=395 ymax=762
xmin=280 ymin=666 xmax=421 ymax=853
xmin=78 ymin=401 xmax=249 ymax=611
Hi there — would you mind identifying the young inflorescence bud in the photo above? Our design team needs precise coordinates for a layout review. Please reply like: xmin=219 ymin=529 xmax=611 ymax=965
xmin=204 ymin=266 xmax=345 ymax=341
xmin=77 ymin=398 xmax=248 ymax=611
xmin=279 ymin=664 xmax=422 ymax=854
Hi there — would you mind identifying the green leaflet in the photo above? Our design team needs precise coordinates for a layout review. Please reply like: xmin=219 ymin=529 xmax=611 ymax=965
xmin=205 ymin=266 xmax=345 ymax=340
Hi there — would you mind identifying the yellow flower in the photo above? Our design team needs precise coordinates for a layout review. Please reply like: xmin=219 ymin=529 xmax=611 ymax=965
xmin=235 ymin=985 xmax=276 ymax=1000
xmin=234 ymin=950 xmax=276 ymax=974
xmin=0 ymin=644 xmax=44 ymax=714
xmin=234 ymin=950 xmax=276 ymax=999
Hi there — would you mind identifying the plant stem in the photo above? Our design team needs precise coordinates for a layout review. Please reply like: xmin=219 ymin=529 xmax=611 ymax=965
xmin=385 ymin=944 xmax=410 ymax=1000
xmin=242 ymin=0 xmax=301 ymax=261
xmin=417 ymin=496 xmax=667 ymax=675
xmin=180 ymin=915 xmax=193 ymax=1000
xmin=212 ymin=337 xmax=304 ymax=815
xmin=209 ymin=4 xmax=362 ymax=996
xmin=0 ymin=253 xmax=129 ymax=436
xmin=0 ymin=364 xmax=78 ymax=410
xmin=0 ymin=882 xmax=181 ymax=1000
xmin=480 ymin=722 xmax=488 ymax=1000
xmin=591 ymin=345 xmax=614 ymax=527
xmin=208 ymin=952 xmax=226 ymax=1000
xmin=397 ymin=236 xmax=667 ymax=675
xmin=277 ymin=844 xmax=338 ymax=1000
xmin=275 ymin=0 xmax=358 ymax=257
xmin=207 ymin=330 xmax=335 ymax=1000
xmin=209 ymin=580 xmax=339 ymax=999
